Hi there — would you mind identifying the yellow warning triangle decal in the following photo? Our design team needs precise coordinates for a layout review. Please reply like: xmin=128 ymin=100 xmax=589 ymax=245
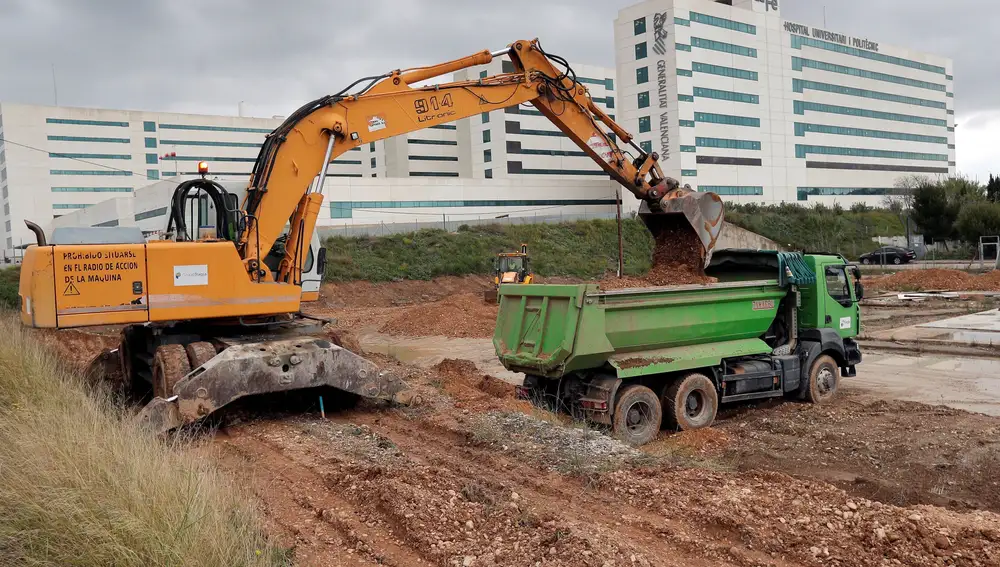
xmin=63 ymin=282 xmax=81 ymax=296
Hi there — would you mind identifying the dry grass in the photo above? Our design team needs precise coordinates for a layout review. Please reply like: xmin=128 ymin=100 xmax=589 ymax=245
xmin=0 ymin=313 xmax=289 ymax=567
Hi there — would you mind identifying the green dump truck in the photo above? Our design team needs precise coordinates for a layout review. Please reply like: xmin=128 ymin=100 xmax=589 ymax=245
xmin=493 ymin=250 xmax=864 ymax=445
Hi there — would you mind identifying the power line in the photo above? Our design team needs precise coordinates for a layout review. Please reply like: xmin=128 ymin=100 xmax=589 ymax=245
xmin=0 ymin=135 xmax=178 ymax=184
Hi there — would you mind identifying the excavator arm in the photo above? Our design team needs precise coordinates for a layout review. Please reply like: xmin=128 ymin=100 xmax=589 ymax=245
xmin=240 ymin=39 xmax=724 ymax=284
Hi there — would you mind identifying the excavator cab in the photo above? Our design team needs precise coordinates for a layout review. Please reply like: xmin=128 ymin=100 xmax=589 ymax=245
xmin=485 ymin=244 xmax=532 ymax=303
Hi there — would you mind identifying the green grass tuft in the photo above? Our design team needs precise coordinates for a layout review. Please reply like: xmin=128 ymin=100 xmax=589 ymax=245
xmin=0 ymin=312 xmax=289 ymax=567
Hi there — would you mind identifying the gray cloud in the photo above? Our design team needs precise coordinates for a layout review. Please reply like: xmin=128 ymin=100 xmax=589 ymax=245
xmin=0 ymin=0 xmax=986 ymax=122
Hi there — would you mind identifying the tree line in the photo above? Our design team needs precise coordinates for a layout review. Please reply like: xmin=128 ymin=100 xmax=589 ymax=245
xmin=892 ymin=175 xmax=1000 ymax=247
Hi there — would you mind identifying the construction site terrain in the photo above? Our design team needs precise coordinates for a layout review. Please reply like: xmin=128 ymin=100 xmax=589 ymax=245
xmin=41 ymin=270 xmax=1000 ymax=567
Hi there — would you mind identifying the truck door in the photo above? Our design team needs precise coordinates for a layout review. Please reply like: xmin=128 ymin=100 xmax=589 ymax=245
xmin=821 ymin=263 xmax=859 ymax=338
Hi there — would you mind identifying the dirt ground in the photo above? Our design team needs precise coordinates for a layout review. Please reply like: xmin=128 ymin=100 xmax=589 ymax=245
xmin=35 ymin=275 xmax=1000 ymax=566
xmin=866 ymin=268 xmax=1000 ymax=292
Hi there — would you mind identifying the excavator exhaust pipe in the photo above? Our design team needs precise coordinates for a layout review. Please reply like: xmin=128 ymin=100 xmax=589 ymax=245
xmin=639 ymin=182 xmax=725 ymax=267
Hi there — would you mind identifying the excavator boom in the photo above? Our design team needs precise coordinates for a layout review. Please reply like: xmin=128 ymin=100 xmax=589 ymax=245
xmin=242 ymin=39 xmax=725 ymax=283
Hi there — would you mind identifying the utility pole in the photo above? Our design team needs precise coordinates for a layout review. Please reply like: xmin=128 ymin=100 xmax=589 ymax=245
xmin=616 ymin=188 xmax=624 ymax=278
xmin=51 ymin=64 xmax=58 ymax=106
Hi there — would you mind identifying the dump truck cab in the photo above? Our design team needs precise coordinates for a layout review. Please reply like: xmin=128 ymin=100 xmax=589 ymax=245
xmin=493 ymin=250 xmax=863 ymax=445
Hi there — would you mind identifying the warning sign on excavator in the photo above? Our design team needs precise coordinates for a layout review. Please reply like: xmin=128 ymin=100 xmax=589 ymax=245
xmin=63 ymin=282 xmax=81 ymax=296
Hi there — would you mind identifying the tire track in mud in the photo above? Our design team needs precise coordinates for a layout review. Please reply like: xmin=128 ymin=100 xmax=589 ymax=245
xmin=213 ymin=428 xmax=434 ymax=567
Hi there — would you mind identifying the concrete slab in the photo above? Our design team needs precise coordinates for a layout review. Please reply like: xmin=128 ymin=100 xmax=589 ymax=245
xmin=913 ymin=309 xmax=1000 ymax=345
xmin=850 ymin=352 xmax=1000 ymax=416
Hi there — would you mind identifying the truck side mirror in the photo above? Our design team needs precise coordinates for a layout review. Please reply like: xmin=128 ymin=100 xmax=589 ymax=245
xmin=316 ymin=247 xmax=328 ymax=277
xmin=855 ymin=281 xmax=864 ymax=301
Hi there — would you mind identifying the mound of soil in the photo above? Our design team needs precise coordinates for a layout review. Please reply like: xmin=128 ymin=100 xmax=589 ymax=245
xmin=866 ymin=268 xmax=1000 ymax=292
xmin=602 ymin=223 xmax=716 ymax=290
xmin=321 ymin=275 xmax=492 ymax=308
xmin=379 ymin=294 xmax=499 ymax=338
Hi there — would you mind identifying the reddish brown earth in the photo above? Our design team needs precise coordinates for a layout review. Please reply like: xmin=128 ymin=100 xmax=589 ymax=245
xmin=33 ymin=277 xmax=1000 ymax=566
xmin=602 ymin=224 xmax=716 ymax=289
xmin=866 ymin=268 xmax=1000 ymax=292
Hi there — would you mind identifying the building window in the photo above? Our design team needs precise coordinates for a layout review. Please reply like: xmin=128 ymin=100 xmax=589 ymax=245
xmin=369 ymin=142 xmax=376 ymax=151
xmin=485 ymin=169 xmax=493 ymax=179
xmin=50 ymin=187 xmax=132 ymax=193
xmin=638 ymin=116 xmax=651 ymax=133
xmin=159 ymin=124 xmax=271 ymax=133
xmin=677 ymin=69 xmax=693 ymax=77
xmin=484 ymin=149 xmax=492 ymax=163
xmin=634 ymin=17 xmax=646 ymax=35
xmin=794 ymin=122 xmax=947 ymax=144
xmin=636 ymin=67 xmax=649 ymax=84
xmin=144 ymin=137 xmax=157 ymax=149
xmin=635 ymin=42 xmax=647 ymax=60
xmin=371 ymin=157 xmax=376 ymax=168
xmin=640 ymin=141 xmax=653 ymax=153
xmin=681 ymin=169 xmax=697 ymax=177
xmin=692 ymin=62 xmax=757 ymax=81
xmin=407 ymin=139 xmax=459 ymax=146
xmin=698 ymin=186 xmax=764 ymax=196
xmin=793 ymin=79 xmax=946 ymax=110
xmin=694 ymin=113 xmax=760 ymax=127
xmin=147 ymin=169 xmax=159 ymax=180
xmin=482 ymin=112 xmax=490 ymax=124
xmin=604 ymin=96 xmax=615 ymax=109
xmin=696 ymin=137 xmax=762 ymax=150
xmin=790 ymin=35 xmax=946 ymax=75
xmin=689 ymin=12 xmax=756 ymax=34
xmin=675 ymin=17 xmax=690 ymax=26
xmin=46 ymin=118 xmax=128 ymax=127
xmin=483 ymin=130 xmax=491 ymax=143
xmin=631 ymin=93 xmax=647 ymax=110
xmin=145 ymin=153 xmax=158 ymax=164
xmin=794 ymin=144 xmax=948 ymax=162
xmin=143 ymin=121 xmax=156 ymax=132
xmin=678 ymin=94 xmax=695 ymax=102
xmin=49 ymin=152 xmax=130 ymax=160
xmin=50 ymin=170 xmax=132 ymax=176
xmin=680 ymin=145 xmax=697 ymax=153
xmin=47 ymin=135 xmax=129 ymax=144
xmin=693 ymin=87 xmax=759 ymax=104
xmin=791 ymin=57 xmax=946 ymax=92
xmin=690 ymin=37 xmax=757 ymax=58
xmin=679 ymin=120 xmax=696 ymax=128
xmin=480 ymin=70 xmax=488 ymax=79
xmin=793 ymin=100 xmax=948 ymax=127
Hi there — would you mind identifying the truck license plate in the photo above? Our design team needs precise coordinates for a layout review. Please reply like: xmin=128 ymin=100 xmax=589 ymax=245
xmin=752 ymin=300 xmax=775 ymax=311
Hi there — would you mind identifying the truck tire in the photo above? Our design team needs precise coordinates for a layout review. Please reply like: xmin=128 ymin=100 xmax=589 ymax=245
xmin=663 ymin=373 xmax=719 ymax=431
xmin=801 ymin=354 xmax=838 ymax=404
xmin=612 ymin=384 xmax=662 ymax=446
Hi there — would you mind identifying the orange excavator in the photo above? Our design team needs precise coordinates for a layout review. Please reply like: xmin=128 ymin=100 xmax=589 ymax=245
xmin=17 ymin=39 xmax=725 ymax=431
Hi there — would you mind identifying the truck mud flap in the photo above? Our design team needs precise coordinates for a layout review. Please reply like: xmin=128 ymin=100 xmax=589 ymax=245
xmin=139 ymin=336 xmax=417 ymax=433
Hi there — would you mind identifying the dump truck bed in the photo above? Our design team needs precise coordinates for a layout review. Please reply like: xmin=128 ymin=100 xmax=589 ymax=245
xmin=494 ymin=279 xmax=788 ymax=379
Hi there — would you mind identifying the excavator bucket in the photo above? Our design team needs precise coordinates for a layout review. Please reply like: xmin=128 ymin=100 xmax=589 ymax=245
xmin=638 ymin=183 xmax=725 ymax=266
xmin=137 ymin=336 xmax=420 ymax=433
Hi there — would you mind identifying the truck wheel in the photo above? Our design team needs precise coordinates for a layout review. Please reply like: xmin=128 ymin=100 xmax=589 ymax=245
xmin=801 ymin=354 xmax=838 ymax=404
xmin=612 ymin=384 xmax=662 ymax=446
xmin=663 ymin=373 xmax=719 ymax=431
xmin=152 ymin=344 xmax=191 ymax=399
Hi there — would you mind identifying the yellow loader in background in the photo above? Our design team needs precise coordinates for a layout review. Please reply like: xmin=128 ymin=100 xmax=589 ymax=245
xmin=485 ymin=244 xmax=533 ymax=303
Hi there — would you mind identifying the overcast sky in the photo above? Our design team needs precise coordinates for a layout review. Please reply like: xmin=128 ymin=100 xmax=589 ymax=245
xmin=0 ymin=0 xmax=993 ymax=178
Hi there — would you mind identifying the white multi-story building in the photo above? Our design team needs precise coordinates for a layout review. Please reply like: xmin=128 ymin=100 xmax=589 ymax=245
xmin=615 ymin=0 xmax=955 ymax=205
xmin=0 ymin=62 xmax=619 ymax=256
xmin=0 ymin=103 xmax=381 ymax=254
xmin=454 ymin=59 xmax=618 ymax=181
